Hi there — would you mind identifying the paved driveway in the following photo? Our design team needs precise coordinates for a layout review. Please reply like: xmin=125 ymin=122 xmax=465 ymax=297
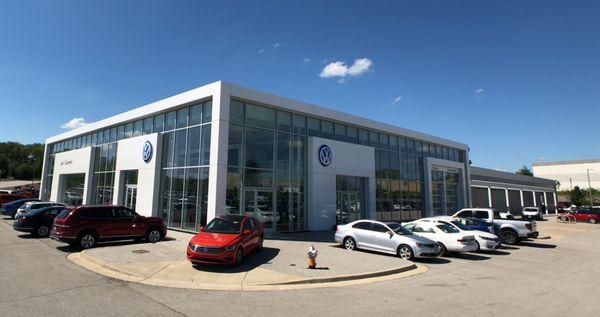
xmin=1 ymin=217 xmax=599 ymax=316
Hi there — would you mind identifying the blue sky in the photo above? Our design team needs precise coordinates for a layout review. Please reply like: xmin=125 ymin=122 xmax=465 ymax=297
xmin=0 ymin=1 xmax=599 ymax=172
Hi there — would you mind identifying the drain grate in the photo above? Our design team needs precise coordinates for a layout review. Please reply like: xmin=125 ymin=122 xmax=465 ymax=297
xmin=131 ymin=249 xmax=150 ymax=254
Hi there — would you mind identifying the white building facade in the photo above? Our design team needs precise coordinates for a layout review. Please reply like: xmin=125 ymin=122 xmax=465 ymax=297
xmin=40 ymin=81 xmax=471 ymax=233
xmin=533 ymin=160 xmax=600 ymax=191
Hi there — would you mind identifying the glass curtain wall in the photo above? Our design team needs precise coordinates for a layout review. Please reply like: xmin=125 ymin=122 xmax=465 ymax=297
xmin=226 ymin=100 xmax=306 ymax=232
xmin=91 ymin=143 xmax=117 ymax=205
xmin=336 ymin=176 xmax=367 ymax=224
xmin=159 ymin=101 xmax=212 ymax=232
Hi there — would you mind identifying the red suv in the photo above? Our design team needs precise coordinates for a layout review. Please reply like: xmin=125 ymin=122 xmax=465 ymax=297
xmin=50 ymin=205 xmax=167 ymax=249
xmin=187 ymin=215 xmax=264 ymax=266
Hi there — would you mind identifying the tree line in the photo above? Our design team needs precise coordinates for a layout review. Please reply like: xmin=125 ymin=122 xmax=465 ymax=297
xmin=0 ymin=142 xmax=45 ymax=180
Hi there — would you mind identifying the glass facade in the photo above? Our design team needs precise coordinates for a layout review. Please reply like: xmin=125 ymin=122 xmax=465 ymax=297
xmin=91 ymin=143 xmax=117 ymax=205
xmin=336 ymin=176 xmax=367 ymax=224
xmin=159 ymin=100 xmax=212 ymax=231
xmin=227 ymin=100 xmax=306 ymax=232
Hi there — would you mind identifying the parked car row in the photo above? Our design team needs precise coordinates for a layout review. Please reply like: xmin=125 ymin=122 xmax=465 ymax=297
xmin=3 ymin=199 xmax=167 ymax=249
xmin=559 ymin=207 xmax=600 ymax=224
xmin=335 ymin=208 xmax=538 ymax=261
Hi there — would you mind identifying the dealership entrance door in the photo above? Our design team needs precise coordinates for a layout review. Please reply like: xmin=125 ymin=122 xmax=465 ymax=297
xmin=336 ymin=176 xmax=367 ymax=224
xmin=121 ymin=170 xmax=138 ymax=211
xmin=244 ymin=189 xmax=274 ymax=233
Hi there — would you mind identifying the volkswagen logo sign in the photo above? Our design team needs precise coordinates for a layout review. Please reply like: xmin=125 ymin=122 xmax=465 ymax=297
xmin=142 ymin=141 xmax=153 ymax=163
xmin=318 ymin=144 xmax=332 ymax=166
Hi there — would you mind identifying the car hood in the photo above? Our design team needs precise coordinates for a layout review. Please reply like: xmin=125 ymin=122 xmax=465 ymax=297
xmin=474 ymin=231 xmax=498 ymax=239
xmin=403 ymin=234 xmax=437 ymax=245
xmin=190 ymin=232 xmax=240 ymax=247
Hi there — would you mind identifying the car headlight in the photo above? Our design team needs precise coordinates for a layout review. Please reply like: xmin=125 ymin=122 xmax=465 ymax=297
xmin=224 ymin=245 xmax=236 ymax=252
xmin=480 ymin=236 xmax=496 ymax=241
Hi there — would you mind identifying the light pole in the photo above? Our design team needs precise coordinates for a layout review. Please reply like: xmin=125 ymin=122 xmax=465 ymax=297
xmin=587 ymin=169 xmax=594 ymax=207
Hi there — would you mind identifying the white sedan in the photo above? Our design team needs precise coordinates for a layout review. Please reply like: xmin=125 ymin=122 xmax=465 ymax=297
xmin=418 ymin=217 xmax=501 ymax=252
xmin=335 ymin=220 xmax=440 ymax=261
xmin=403 ymin=220 xmax=478 ymax=255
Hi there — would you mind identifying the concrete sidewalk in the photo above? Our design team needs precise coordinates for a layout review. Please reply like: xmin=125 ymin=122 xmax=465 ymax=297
xmin=67 ymin=230 xmax=422 ymax=291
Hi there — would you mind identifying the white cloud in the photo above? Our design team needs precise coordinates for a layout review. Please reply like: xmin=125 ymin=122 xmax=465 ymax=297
xmin=474 ymin=88 xmax=484 ymax=94
xmin=535 ymin=156 xmax=547 ymax=162
xmin=392 ymin=96 xmax=402 ymax=104
xmin=258 ymin=48 xmax=265 ymax=53
xmin=319 ymin=58 xmax=373 ymax=79
xmin=272 ymin=43 xmax=280 ymax=49
xmin=61 ymin=117 xmax=87 ymax=129
xmin=303 ymin=57 xmax=311 ymax=63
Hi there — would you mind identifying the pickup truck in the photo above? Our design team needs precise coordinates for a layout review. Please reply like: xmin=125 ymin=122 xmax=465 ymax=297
xmin=452 ymin=208 xmax=538 ymax=245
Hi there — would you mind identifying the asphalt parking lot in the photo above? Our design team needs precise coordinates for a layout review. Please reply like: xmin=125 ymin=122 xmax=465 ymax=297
xmin=1 ymin=217 xmax=599 ymax=316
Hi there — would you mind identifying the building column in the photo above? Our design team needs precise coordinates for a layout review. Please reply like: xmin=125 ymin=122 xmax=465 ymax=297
xmin=519 ymin=189 xmax=524 ymax=209
xmin=505 ymin=188 xmax=510 ymax=212
xmin=553 ymin=192 xmax=558 ymax=214
xmin=543 ymin=192 xmax=548 ymax=214
xmin=487 ymin=187 xmax=492 ymax=208
xmin=207 ymin=82 xmax=230 ymax=222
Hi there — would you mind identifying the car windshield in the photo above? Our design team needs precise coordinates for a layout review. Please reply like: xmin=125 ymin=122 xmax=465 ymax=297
xmin=386 ymin=223 xmax=413 ymax=235
xmin=450 ymin=220 xmax=472 ymax=231
xmin=56 ymin=208 xmax=72 ymax=219
xmin=436 ymin=224 xmax=460 ymax=233
xmin=203 ymin=218 xmax=241 ymax=234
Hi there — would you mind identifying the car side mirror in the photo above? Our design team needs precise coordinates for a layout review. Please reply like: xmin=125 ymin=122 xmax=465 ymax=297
xmin=243 ymin=229 xmax=253 ymax=235
xmin=198 ymin=226 xmax=204 ymax=231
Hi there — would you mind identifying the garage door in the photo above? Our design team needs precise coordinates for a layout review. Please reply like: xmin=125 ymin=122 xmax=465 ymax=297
xmin=508 ymin=190 xmax=522 ymax=214
xmin=471 ymin=187 xmax=490 ymax=208
xmin=522 ymin=191 xmax=534 ymax=207
xmin=491 ymin=189 xmax=507 ymax=212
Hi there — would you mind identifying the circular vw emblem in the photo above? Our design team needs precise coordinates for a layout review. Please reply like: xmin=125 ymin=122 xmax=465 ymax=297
xmin=318 ymin=145 xmax=332 ymax=166
xmin=142 ymin=141 xmax=153 ymax=163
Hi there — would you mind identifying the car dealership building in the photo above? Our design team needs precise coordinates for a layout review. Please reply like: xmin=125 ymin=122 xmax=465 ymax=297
xmin=40 ymin=81 xmax=552 ymax=234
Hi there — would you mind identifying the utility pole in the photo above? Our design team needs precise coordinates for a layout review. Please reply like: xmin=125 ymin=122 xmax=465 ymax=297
xmin=587 ymin=169 xmax=594 ymax=207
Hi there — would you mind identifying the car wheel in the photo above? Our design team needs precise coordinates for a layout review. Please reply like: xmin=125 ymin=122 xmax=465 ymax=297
xmin=437 ymin=243 xmax=447 ymax=256
xmin=397 ymin=245 xmax=414 ymax=261
xmin=78 ymin=232 xmax=97 ymax=249
xmin=235 ymin=247 xmax=244 ymax=266
xmin=501 ymin=230 xmax=518 ymax=245
xmin=343 ymin=237 xmax=356 ymax=251
xmin=36 ymin=225 xmax=50 ymax=237
xmin=474 ymin=241 xmax=481 ymax=252
xmin=589 ymin=218 xmax=597 ymax=224
xmin=146 ymin=228 xmax=162 ymax=243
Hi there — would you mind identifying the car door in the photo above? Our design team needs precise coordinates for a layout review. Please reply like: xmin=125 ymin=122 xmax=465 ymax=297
xmin=351 ymin=221 xmax=374 ymax=249
xmin=455 ymin=209 xmax=473 ymax=219
xmin=41 ymin=207 xmax=61 ymax=226
xmin=113 ymin=207 xmax=144 ymax=237
xmin=370 ymin=223 xmax=397 ymax=253
xmin=241 ymin=219 xmax=259 ymax=251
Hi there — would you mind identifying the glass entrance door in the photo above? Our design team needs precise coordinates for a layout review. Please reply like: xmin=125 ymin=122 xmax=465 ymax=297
xmin=124 ymin=185 xmax=137 ymax=210
xmin=337 ymin=191 xmax=363 ymax=224
xmin=244 ymin=189 xmax=274 ymax=232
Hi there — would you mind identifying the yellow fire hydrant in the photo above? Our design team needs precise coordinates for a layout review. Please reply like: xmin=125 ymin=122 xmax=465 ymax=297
xmin=307 ymin=245 xmax=318 ymax=269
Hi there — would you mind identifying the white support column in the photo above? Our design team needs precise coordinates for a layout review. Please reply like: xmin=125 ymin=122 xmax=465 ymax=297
xmin=520 ymin=190 xmax=524 ymax=209
xmin=207 ymin=82 xmax=230 ymax=222
xmin=533 ymin=191 xmax=537 ymax=207
xmin=543 ymin=192 xmax=548 ymax=214
xmin=487 ymin=187 xmax=492 ymax=208
xmin=553 ymin=192 xmax=558 ymax=214
xmin=505 ymin=188 xmax=510 ymax=212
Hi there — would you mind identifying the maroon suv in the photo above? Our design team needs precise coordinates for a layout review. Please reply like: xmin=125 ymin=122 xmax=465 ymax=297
xmin=50 ymin=205 xmax=167 ymax=249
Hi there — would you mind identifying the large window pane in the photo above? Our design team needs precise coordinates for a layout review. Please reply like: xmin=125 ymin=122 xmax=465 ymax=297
xmin=176 ymin=107 xmax=188 ymax=129
xmin=160 ymin=169 xmax=172 ymax=221
xmin=245 ymin=127 xmax=274 ymax=169
xmin=182 ymin=168 xmax=199 ymax=231
xmin=335 ymin=123 xmax=346 ymax=141
xmin=230 ymin=100 xmax=244 ymax=124
xmin=244 ymin=168 xmax=273 ymax=188
xmin=117 ymin=125 xmax=124 ymax=140
xmin=358 ymin=128 xmax=369 ymax=145
xmin=293 ymin=114 xmax=306 ymax=135
xmin=154 ymin=113 xmax=165 ymax=133
xmin=162 ymin=131 xmax=175 ymax=168
xmin=133 ymin=120 xmax=143 ymax=137
xmin=165 ymin=111 xmax=176 ymax=131
xmin=322 ymin=120 xmax=334 ymax=139
xmin=189 ymin=104 xmax=202 ymax=126
xmin=228 ymin=124 xmax=243 ymax=167
xmin=186 ymin=126 xmax=201 ymax=166
xmin=307 ymin=117 xmax=321 ymax=137
xmin=277 ymin=111 xmax=292 ymax=132
xmin=169 ymin=169 xmax=184 ymax=228
xmin=202 ymin=101 xmax=212 ymax=123
xmin=277 ymin=132 xmax=291 ymax=171
xmin=201 ymin=124 xmax=211 ymax=165
xmin=292 ymin=135 xmax=305 ymax=172
xmin=347 ymin=126 xmax=358 ymax=144
xmin=199 ymin=167 xmax=209 ymax=226
xmin=276 ymin=171 xmax=291 ymax=232
xmin=143 ymin=117 xmax=153 ymax=135
xmin=246 ymin=103 xmax=275 ymax=129
xmin=174 ymin=129 xmax=187 ymax=167
xmin=226 ymin=167 xmax=242 ymax=214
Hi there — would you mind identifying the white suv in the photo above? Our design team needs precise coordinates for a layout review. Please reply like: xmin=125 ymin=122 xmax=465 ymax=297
xmin=522 ymin=207 xmax=543 ymax=220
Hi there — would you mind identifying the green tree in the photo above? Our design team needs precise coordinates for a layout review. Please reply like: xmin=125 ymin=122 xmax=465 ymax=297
xmin=516 ymin=165 xmax=533 ymax=176
xmin=571 ymin=186 xmax=585 ymax=206
xmin=0 ymin=142 xmax=44 ymax=180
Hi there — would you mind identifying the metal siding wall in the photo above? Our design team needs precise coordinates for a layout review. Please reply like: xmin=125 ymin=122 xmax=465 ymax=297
xmin=508 ymin=190 xmax=522 ymax=214
xmin=491 ymin=189 xmax=507 ymax=212
xmin=546 ymin=192 xmax=556 ymax=212
xmin=471 ymin=187 xmax=490 ymax=208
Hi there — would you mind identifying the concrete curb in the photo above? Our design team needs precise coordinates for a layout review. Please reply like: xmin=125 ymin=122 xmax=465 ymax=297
xmin=67 ymin=252 xmax=426 ymax=291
